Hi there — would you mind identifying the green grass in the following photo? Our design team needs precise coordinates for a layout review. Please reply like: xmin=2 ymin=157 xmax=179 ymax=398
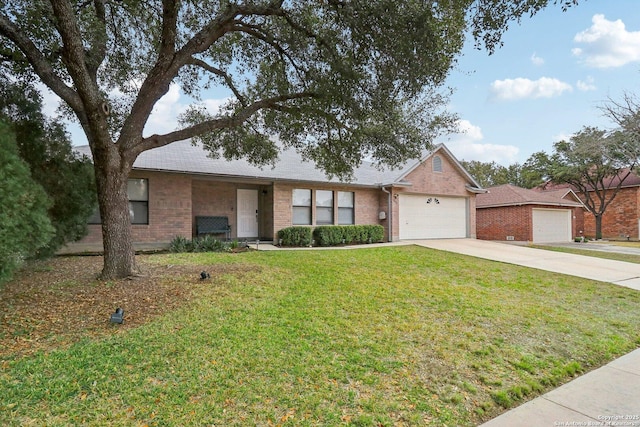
xmin=2 ymin=246 xmax=640 ymax=426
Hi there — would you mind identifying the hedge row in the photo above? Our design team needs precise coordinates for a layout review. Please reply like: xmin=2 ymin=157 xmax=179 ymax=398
xmin=277 ymin=225 xmax=384 ymax=247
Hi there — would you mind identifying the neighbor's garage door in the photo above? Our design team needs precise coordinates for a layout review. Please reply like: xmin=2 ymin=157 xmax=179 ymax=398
xmin=532 ymin=208 xmax=572 ymax=243
xmin=399 ymin=194 xmax=467 ymax=239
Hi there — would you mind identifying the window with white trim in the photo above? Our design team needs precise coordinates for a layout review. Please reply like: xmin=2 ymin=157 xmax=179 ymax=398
xmin=292 ymin=189 xmax=312 ymax=225
xmin=338 ymin=191 xmax=354 ymax=225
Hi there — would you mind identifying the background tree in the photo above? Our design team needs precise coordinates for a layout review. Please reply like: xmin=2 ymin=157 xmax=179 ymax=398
xmin=460 ymin=160 xmax=510 ymax=188
xmin=0 ymin=0 xmax=577 ymax=279
xmin=544 ymin=126 xmax=638 ymax=239
xmin=0 ymin=121 xmax=55 ymax=284
xmin=0 ymin=78 xmax=97 ymax=257
xmin=460 ymin=158 xmax=545 ymax=189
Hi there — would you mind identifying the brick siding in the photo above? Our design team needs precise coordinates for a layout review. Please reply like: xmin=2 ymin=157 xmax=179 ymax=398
xmin=477 ymin=205 xmax=584 ymax=241
xmin=582 ymin=187 xmax=640 ymax=239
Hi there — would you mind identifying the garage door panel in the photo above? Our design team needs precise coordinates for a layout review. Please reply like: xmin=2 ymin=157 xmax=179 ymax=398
xmin=399 ymin=195 xmax=467 ymax=239
xmin=532 ymin=209 xmax=571 ymax=243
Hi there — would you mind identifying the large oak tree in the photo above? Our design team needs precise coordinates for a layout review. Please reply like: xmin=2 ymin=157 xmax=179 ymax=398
xmin=0 ymin=0 xmax=577 ymax=278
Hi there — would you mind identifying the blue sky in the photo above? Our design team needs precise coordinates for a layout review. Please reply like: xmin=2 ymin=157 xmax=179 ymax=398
xmin=44 ymin=1 xmax=640 ymax=168
xmin=441 ymin=0 xmax=640 ymax=165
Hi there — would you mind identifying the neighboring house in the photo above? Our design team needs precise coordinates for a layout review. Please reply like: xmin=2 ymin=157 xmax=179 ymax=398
xmin=72 ymin=140 xmax=484 ymax=248
xmin=577 ymin=173 xmax=640 ymax=240
xmin=476 ymin=184 xmax=585 ymax=243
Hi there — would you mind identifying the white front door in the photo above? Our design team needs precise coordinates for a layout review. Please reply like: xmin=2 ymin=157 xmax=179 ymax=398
xmin=237 ymin=189 xmax=259 ymax=238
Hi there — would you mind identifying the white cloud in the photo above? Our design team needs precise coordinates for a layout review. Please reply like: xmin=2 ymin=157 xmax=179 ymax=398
xmin=552 ymin=132 xmax=574 ymax=144
xmin=144 ymin=85 xmax=229 ymax=136
xmin=573 ymin=14 xmax=640 ymax=68
xmin=576 ymin=76 xmax=597 ymax=91
xmin=144 ymin=84 xmax=186 ymax=135
xmin=441 ymin=120 xmax=519 ymax=165
xmin=530 ymin=52 xmax=545 ymax=66
xmin=489 ymin=77 xmax=572 ymax=101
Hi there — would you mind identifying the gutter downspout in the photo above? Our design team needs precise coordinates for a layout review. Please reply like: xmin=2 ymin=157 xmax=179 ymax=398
xmin=381 ymin=186 xmax=392 ymax=242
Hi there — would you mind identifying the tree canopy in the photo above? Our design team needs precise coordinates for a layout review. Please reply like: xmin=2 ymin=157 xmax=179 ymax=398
xmin=0 ymin=0 xmax=578 ymax=278
xmin=543 ymin=126 xmax=639 ymax=239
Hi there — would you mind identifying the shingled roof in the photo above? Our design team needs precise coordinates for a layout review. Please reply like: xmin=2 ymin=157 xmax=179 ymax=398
xmin=75 ymin=140 xmax=483 ymax=190
xmin=477 ymin=184 xmax=583 ymax=208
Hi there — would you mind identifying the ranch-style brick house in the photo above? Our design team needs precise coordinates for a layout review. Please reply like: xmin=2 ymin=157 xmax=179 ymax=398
xmin=73 ymin=140 xmax=484 ymax=249
xmin=476 ymin=184 xmax=585 ymax=243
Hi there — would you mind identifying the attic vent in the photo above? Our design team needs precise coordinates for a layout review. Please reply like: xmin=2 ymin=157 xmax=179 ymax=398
xmin=432 ymin=155 xmax=443 ymax=172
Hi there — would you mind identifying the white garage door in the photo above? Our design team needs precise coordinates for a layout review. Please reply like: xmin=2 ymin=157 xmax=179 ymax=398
xmin=532 ymin=209 xmax=572 ymax=243
xmin=399 ymin=194 xmax=467 ymax=239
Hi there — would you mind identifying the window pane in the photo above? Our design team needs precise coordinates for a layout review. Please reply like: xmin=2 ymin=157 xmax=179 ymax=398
xmin=316 ymin=207 xmax=333 ymax=225
xmin=292 ymin=206 xmax=311 ymax=225
xmin=128 ymin=179 xmax=148 ymax=201
xmin=293 ymin=189 xmax=311 ymax=206
xmin=130 ymin=201 xmax=149 ymax=224
xmin=316 ymin=190 xmax=333 ymax=207
xmin=338 ymin=207 xmax=354 ymax=225
xmin=338 ymin=191 xmax=354 ymax=208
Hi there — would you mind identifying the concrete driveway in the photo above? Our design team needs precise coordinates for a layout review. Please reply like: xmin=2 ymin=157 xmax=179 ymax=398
xmin=411 ymin=239 xmax=640 ymax=291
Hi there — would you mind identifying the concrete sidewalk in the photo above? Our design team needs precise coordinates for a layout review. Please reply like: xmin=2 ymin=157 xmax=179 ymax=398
xmin=408 ymin=239 xmax=640 ymax=426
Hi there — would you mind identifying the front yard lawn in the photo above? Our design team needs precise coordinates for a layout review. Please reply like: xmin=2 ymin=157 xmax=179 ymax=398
xmin=1 ymin=246 xmax=640 ymax=426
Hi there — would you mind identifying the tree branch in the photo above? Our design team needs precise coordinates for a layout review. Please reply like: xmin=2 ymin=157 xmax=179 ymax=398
xmin=49 ymin=1 xmax=105 ymax=115
xmin=136 ymin=91 xmax=316 ymax=154
xmin=0 ymin=11 xmax=82 ymax=113
xmin=85 ymin=0 xmax=107 ymax=80
xmin=186 ymin=58 xmax=246 ymax=106
xmin=232 ymin=22 xmax=308 ymax=80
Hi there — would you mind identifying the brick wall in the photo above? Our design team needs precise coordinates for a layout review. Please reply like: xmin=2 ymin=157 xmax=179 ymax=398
xmin=582 ymin=187 xmax=639 ymax=239
xmin=477 ymin=205 xmax=585 ymax=241
xmin=79 ymin=171 xmax=193 ymax=245
xmin=272 ymin=182 xmax=384 ymax=241
xmin=477 ymin=205 xmax=532 ymax=241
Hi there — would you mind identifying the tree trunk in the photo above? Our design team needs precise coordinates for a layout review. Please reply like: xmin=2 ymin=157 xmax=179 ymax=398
xmin=95 ymin=159 xmax=137 ymax=279
xmin=595 ymin=214 xmax=603 ymax=240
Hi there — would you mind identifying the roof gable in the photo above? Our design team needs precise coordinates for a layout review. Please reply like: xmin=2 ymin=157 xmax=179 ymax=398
xmin=393 ymin=143 xmax=483 ymax=189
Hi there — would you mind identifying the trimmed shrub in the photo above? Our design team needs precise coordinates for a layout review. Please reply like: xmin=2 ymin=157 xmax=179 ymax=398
xmin=312 ymin=225 xmax=385 ymax=247
xmin=278 ymin=226 xmax=312 ymax=247
xmin=313 ymin=225 xmax=343 ymax=246
xmin=367 ymin=225 xmax=384 ymax=243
